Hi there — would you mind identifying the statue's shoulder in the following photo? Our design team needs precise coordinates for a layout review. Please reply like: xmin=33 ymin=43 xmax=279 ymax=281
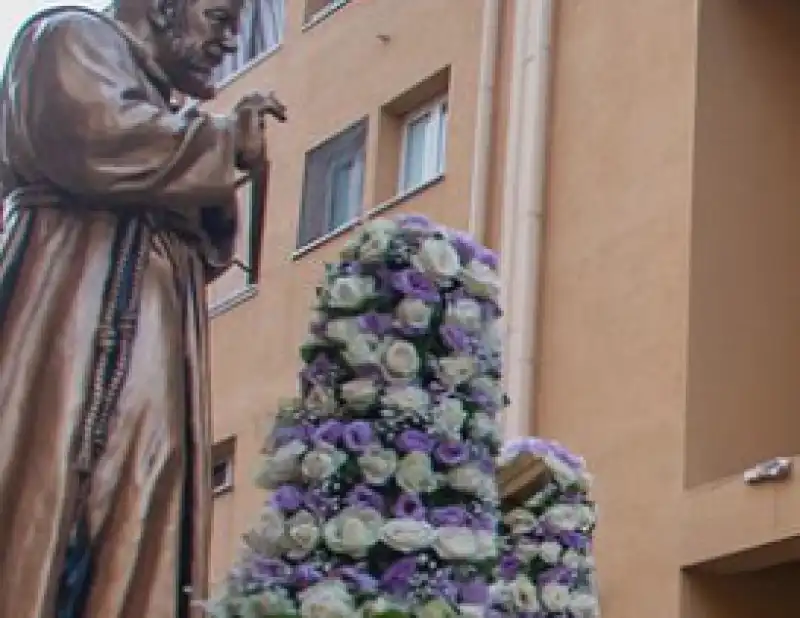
xmin=13 ymin=6 xmax=123 ymax=56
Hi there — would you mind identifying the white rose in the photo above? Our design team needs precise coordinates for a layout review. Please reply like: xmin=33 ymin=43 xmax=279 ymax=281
xmin=437 ymin=356 xmax=477 ymax=388
xmin=396 ymin=298 xmax=433 ymax=331
xmin=490 ymin=582 xmax=514 ymax=609
xmin=546 ymin=504 xmax=584 ymax=531
xmin=358 ymin=447 xmax=398 ymax=485
xmin=299 ymin=582 xmax=354 ymax=618
xmin=323 ymin=507 xmax=382 ymax=558
xmin=255 ymin=440 xmax=307 ymax=489
xmin=445 ymin=298 xmax=483 ymax=332
xmin=305 ymin=385 xmax=335 ymax=417
xmin=504 ymin=508 xmax=537 ymax=535
xmin=545 ymin=454 xmax=581 ymax=489
xmin=474 ymin=530 xmax=497 ymax=558
xmin=383 ymin=339 xmax=420 ymax=378
xmin=515 ymin=539 xmax=540 ymax=561
xmin=540 ymin=583 xmax=571 ymax=612
xmin=358 ymin=220 xmax=397 ymax=262
xmin=448 ymin=464 xmax=494 ymax=499
xmin=569 ymin=592 xmax=600 ymax=618
xmin=341 ymin=378 xmax=379 ymax=410
xmin=413 ymin=237 xmax=461 ymax=280
xmin=242 ymin=506 xmax=284 ymax=556
xmin=562 ymin=549 xmax=584 ymax=569
xmin=432 ymin=397 xmax=466 ymax=439
xmin=381 ymin=519 xmax=436 ymax=553
xmin=539 ymin=541 xmax=563 ymax=564
xmin=382 ymin=385 xmax=430 ymax=412
xmin=302 ymin=449 xmax=340 ymax=481
xmin=396 ymin=452 xmax=438 ymax=493
xmin=460 ymin=259 xmax=500 ymax=299
xmin=511 ymin=576 xmax=540 ymax=613
xmin=469 ymin=412 xmax=499 ymax=443
xmin=470 ymin=375 xmax=504 ymax=409
xmin=285 ymin=510 xmax=320 ymax=559
xmin=458 ymin=605 xmax=485 ymax=618
xmin=343 ymin=333 xmax=383 ymax=367
xmin=327 ymin=275 xmax=376 ymax=310
xmin=325 ymin=318 xmax=360 ymax=344
xmin=434 ymin=527 xmax=477 ymax=560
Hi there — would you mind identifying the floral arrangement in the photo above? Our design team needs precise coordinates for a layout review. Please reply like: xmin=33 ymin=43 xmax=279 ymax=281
xmin=204 ymin=214 xmax=507 ymax=618
xmin=490 ymin=438 xmax=599 ymax=618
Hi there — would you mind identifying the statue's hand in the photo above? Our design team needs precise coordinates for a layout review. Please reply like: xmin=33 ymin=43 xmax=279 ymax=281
xmin=233 ymin=91 xmax=287 ymax=171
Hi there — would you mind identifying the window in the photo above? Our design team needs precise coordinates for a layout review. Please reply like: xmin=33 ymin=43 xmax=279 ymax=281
xmin=297 ymin=119 xmax=367 ymax=247
xmin=399 ymin=99 xmax=448 ymax=193
xmin=304 ymin=0 xmax=349 ymax=24
xmin=213 ymin=0 xmax=285 ymax=83
xmin=211 ymin=437 xmax=236 ymax=497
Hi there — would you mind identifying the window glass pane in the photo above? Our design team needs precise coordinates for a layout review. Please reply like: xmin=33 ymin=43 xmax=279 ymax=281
xmin=403 ymin=112 xmax=431 ymax=191
xmin=329 ymin=155 xmax=362 ymax=229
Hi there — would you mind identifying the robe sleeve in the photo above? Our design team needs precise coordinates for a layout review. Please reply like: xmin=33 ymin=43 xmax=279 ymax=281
xmin=7 ymin=12 xmax=238 ymax=211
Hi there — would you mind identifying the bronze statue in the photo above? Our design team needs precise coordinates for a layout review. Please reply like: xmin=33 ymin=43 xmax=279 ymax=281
xmin=0 ymin=0 xmax=285 ymax=616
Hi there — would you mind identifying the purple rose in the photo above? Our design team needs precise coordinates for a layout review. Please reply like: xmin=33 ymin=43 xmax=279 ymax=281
xmin=393 ymin=493 xmax=427 ymax=520
xmin=343 ymin=421 xmax=373 ymax=453
xmin=380 ymin=556 xmax=417 ymax=595
xmin=396 ymin=213 xmax=432 ymax=232
xmin=475 ymin=246 xmax=498 ymax=270
xmin=346 ymin=484 xmax=385 ymax=512
xmin=336 ymin=566 xmax=378 ymax=593
xmin=390 ymin=269 xmax=440 ymax=303
xmin=396 ymin=429 xmax=434 ymax=453
xmin=293 ymin=564 xmax=322 ymax=588
xmin=434 ymin=440 xmax=470 ymax=466
xmin=460 ymin=579 xmax=489 ymax=605
xmin=302 ymin=354 xmax=334 ymax=387
xmin=440 ymin=324 xmax=473 ymax=353
xmin=430 ymin=569 xmax=458 ymax=603
xmin=312 ymin=419 xmax=344 ymax=447
xmin=499 ymin=553 xmax=521 ymax=580
xmin=468 ymin=511 xmax=496 ymax=532
xmin=272 ymin=484 xmax=303 ymax=512
xmin=251 ymin=557 xmax=291 ymax=584
xmin=303 ymin=489 xmax=333 ymax=518
xmin=430 ymin=506 xmax=468 ymax=527
xmin=449 ymin=230 xmax=479 ymax=264
xmin=358 ymin=311 xmax=393 ymax=335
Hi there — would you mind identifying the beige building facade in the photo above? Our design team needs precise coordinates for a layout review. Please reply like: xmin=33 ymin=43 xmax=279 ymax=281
xmin=205 ymin=1 xmax=800 ymax=616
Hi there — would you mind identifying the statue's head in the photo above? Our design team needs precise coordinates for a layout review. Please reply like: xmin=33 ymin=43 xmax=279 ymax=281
xmin=144 ymin=0 xmax=244 ymax=100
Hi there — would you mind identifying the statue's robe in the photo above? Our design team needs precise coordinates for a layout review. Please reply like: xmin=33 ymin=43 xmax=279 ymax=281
xmin=0 ymin=8 xmax=239 ymax=618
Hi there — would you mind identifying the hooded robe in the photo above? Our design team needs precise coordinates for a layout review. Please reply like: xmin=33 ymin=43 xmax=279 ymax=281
xmin=0 ymin=6 xmax=239 ymax=618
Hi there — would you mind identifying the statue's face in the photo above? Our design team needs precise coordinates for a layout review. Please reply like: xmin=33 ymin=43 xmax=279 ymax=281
xmin=157 ymin=0 xmax=244 ymax=99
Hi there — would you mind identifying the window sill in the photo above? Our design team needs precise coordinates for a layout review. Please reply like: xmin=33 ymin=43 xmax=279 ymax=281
xmin=214 ymin=44 xmax=283 ymax=91
xmin=291 ymin=173 xmax=444 ymax=261
xmin=209 ymin=284 xmax=258 ymax=318
xmin=302 ymin=0 xmax=350 ymax=32
xmin=212 ymin=483 xmax=234 ymax=498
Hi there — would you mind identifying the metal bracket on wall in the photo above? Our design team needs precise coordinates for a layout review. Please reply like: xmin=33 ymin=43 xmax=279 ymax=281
xmin=743 ymin=456 xmax=792 ymax=485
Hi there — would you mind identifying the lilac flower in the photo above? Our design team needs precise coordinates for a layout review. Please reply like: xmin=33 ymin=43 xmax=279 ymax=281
xmin=346 ymin=484 xmax=385 ymax=512
xmin=430 ymin=568 xmax=458 ymax=603
xmin=380 ymin=556 xmax=417 ymax=595
xmin=477 ymin=455 xmax=495 ymax=475
xmin=272 ymin=484 xmax=303 ymax=512
xmin=303 ymin=489 xmax=333 ymax=518
xmin=251 ymin=557 xmax=291 ymax=584
xmin=434 ymin=440 xmax=470 ymax=466
xmin=358 ymin=311 xmax=393 ymax=335
xmin=440 ymin=324 xmax=473 ymax=353
xmin=337 ymin=566 xmax=378 ymax=593
xmin=475 ymin=246 xmax=499 ymax=270
xmin=430 ymin=506 xmax=468 ymax=527
xmin=343 ymin=421 xmax=373 ymax=453
xmin=390 ymin=269 xmax=440 ymax=303
xmin=499 ymin=553 xmax=521 ymax=580
xmin=468 ymin=511 xmax=496 ymax=532
xmin=292 ymin=564 xmax=323 ymax=588
xmin=393 ymin=493 xmax=427 ymax=520
xmin=539 ymin=565 xmax=577 ymax=586
xmin=460 ymin=579 xmax=489 ymax=605
xmin=302 ymin=354 xmax=335 ymax=387
xmin=312 ymin=419 xmax=344 ymax=447
xmin=396 ymin=429 xmax=434 ymax=453
xmin=449 ymin=230 xmax=479 ymax=264
xmin=560 ymin=530 xmax=589 ymax=550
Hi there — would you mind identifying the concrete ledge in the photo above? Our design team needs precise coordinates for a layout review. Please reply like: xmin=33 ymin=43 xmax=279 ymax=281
xmin=681 ymin=455 xmax=800 ymax=573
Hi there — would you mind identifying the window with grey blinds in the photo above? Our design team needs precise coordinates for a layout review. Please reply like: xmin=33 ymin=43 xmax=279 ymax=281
xmin=214 ymin=0 xmax=285 ymax=83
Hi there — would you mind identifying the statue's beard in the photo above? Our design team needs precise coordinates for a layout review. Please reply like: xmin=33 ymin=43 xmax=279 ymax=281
xmin=160 ymin=32 xmax=217 ymax=100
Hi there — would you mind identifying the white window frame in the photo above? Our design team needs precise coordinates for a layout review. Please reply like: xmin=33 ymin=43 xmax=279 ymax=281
xmin=398 ymin=97 xmax=449 ymax=194
xmin=212 ymin=455 xmax=234 ymax=496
